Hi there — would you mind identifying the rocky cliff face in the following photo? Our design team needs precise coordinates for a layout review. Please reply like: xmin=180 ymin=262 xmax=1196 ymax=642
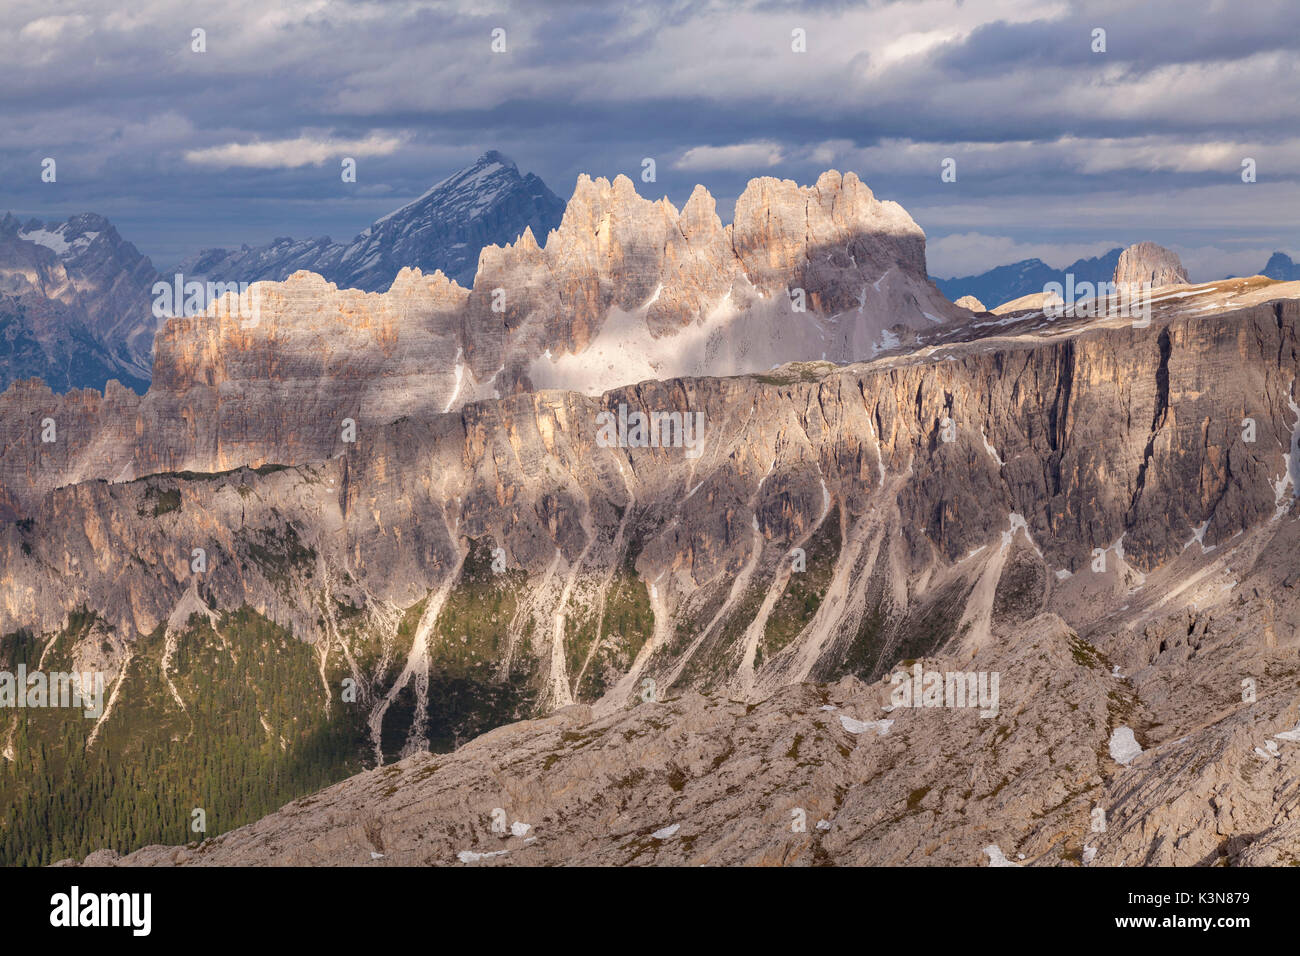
xmin=30 ymin=287 xmax=1300 ymax=867
xmin=4 ymin=284 xmax=1298 ymax=736
xmin=466 ymin=168 xmax=963 ymax=396
xmin=0 ymin=268 xmax=472 ymax=516
xmin=1113 ymin=241 xmax=1190 ymax=288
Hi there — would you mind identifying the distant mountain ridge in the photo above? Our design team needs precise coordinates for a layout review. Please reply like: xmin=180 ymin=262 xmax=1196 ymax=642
xmin=942 ymin=248 xmax=1300 ymax=309
xmin=176 ymin=151 xmax=567 ymax=291
xmin=0 ymin=212 xmax=158 ymax=393
xmin=1263 ymin=252 xmax=1300 ymax=281
xmin=0 ymin=152 xmax=567 ymax=394
xmin=934 ymin=248 xmax=1123 ymax=311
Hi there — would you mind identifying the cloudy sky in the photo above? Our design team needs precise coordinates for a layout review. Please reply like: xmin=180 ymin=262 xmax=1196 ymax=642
xmin=2 ymin=0 xmax=1297 ymax=280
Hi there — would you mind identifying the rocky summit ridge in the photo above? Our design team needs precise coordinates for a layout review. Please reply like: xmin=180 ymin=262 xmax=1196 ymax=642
xmin=0 ymin=166 xmax=963 ymax=514
xmin=1113 ymin=241 xmax=1190 ymax=288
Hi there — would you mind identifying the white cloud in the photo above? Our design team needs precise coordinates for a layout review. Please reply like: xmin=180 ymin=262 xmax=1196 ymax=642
xmin=19 ymin=15 xmax=88 ymax=42
xmin=675 ymin=141 xmax=785 ymax=172
xmin=184 ymin=134 xmax=402 ymax=169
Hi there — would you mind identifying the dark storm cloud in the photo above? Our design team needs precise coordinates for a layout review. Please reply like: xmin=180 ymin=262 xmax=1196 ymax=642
xmin=935 ymin=1 xmax=1300 ymax=75
xmin=0 ymin=0 xmax=1295 ymax=277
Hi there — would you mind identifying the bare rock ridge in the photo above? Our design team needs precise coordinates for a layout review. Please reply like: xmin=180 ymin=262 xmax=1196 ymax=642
xmin=0 ymin=167 xmax=962 ymax=512
xmin=1113 ymin=241 xmax=1190 ymax=288
xmin=6 ymin=163 xmax=1300 ymax=867
xmin=3 ymin=288 xmax=1298 ymax=728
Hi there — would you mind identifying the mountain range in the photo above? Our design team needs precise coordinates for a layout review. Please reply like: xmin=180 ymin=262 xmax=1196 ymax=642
xmin=176 ymin=151 xmax=567 ymax=292
xmin=2 ymin=158 xmax=1300 ymax=868
xmin=934 ymin=243 xmax=1218 ymax=312
xmin=4 ymin=150 xmax=1293 ymax=397
xmin=13 ymin=267 xmax=1300 ymax=868
xmin=934 ymin=248 xmax=1125 ymax=311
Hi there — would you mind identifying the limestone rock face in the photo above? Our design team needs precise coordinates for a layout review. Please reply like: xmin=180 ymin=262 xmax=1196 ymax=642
xmin=0 ymin=167 xmax=964 ymax=511
xmin=1113 ymin=241 xmax=1190 ymax=288
xmin=465 ymin=168 xmax=963 ymax=396
xmin=7 ymin=275 xmax=1300 ymax=867
xmin=7 ymin=161 xmax=1300 ymax=868
xmin=954 ymin=295 xmax=985 ymax=312
xmin=0 ymin=268 xmax=473 ymax=515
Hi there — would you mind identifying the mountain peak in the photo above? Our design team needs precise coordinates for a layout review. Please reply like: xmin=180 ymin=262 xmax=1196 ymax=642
xmin=177 ymin=151 xmax=567 ymax=292
xmin=1113 ymin=241 xmax=1189 ymax=288
xmin=1263 ymin=251 xmax=1298 ymax=280
xmin=477 ymin=148 xmax=516 ymax=168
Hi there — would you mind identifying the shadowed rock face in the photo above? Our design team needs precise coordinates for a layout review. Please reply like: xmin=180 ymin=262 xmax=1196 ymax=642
xmin=1263 ymin=252 xmax=1300 ymax=281
xmin=1114 ymin=241 xmax=1190 ymax=288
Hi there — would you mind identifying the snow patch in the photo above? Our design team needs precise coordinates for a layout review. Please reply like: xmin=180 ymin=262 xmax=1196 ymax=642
xmin=1108 ymin=726 xmax=1143 ymax=765
xmin=1274 ymin=721 xmax=1300 ymax=743
xmin=18 ymin=226 xmax=71 ymax=254
xmin=980 ymin=427 xmax=1004 ymax=466
xmin=1001 ymin=512 xmax=1042 ymax=556
xmin=983 ymin=844 xmax=1021 ymax=867
xmin=839 ymin=714 xmax=893 ymax=736
xmin=442 ymin=347 xmax=466 ymax=413
xmin=1183 ymin=519 xmax=1214 ymax=552
xmin=1272 ymin=382 xmax=1300 ymax=519
xmin=458 ymin=849 xmax=510 ymax=863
